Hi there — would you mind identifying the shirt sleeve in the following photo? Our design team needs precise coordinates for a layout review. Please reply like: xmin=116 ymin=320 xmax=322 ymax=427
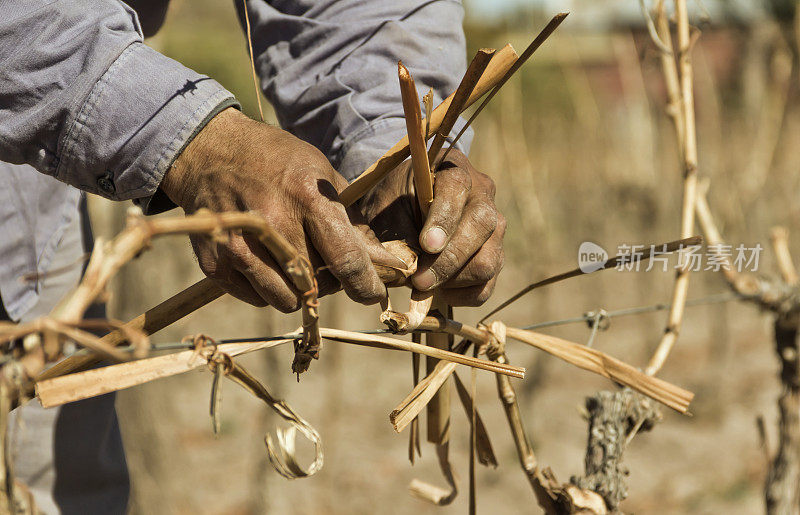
xmin=0 ymin=0 xmax=239 ymax=211
xmin=241 ymin=0 xmax=474 ymax=182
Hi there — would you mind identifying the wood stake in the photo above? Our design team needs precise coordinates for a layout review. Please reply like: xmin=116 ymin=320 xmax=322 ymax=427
xmin=426 ymin=298 xmax=452 ymax=444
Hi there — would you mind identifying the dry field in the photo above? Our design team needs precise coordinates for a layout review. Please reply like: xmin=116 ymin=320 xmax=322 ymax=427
xmin=89 ymin=2 xmax=800 ymax=513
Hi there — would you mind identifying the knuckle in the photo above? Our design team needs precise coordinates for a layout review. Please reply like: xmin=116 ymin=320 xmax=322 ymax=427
xmin=478 ymin=172 xmax=497 ymax=197
xmin=440 ymin=167 xmax=472 ymax=194
xmin=330 ymin=248 xmax=369 ymax=284
xmin=435 ymin=245 xmax=467 ymax=277
xmin=470 ymin=254 xmax=499 ymax=283
xmin=469 ymin=201 xmax=498 ymax=235
xmin=294 ymin=173 xmax=325 ymax=205
xmin=496 ymin=212 xmax=507 ymax=234
xmin=475 ymin=284 xmax=494 ymax=305
xmin=198 ymin=258 xmax=220 ymax=279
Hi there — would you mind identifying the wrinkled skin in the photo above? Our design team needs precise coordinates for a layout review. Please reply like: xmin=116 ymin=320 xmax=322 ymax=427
xmin=162 ymin=107 xmax=504 ymax=310
xmin=161 ymin=107 xmax=403 ymax=311
xmin=359 ymin=148 xmax=505 ymax=306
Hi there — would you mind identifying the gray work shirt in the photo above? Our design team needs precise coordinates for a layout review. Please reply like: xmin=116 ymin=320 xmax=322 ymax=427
xmin=0 ymin=0 xmax=472 ymax=320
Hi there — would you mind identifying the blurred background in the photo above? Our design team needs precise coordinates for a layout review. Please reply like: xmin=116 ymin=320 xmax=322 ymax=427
xmin=91 ymin=0 xmax=800 ymax=512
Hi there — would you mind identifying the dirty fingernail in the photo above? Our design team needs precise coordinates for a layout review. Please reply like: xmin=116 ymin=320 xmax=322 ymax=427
xmin=412 ymin=269 xmax=437 ymax=291
xmin=423 ymin=227 xmax=447 ymax=252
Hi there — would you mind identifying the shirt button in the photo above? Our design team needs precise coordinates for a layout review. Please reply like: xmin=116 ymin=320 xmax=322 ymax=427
xmin=97 ymin=171 xmax=116 ymax=195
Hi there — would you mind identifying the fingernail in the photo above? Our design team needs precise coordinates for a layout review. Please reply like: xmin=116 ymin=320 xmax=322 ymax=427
xmin=412 ymin=269 xmax=437 ymax=291
xmin=423 ymin=227 xmax=447 ymax=252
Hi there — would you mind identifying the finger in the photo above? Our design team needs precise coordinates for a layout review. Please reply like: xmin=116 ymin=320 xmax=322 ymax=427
xmin=221 ymin=234 xmax=302 ymax=313
xmin=411 ymin=198 xmax=498 ymax=291
xmin=346 ymin=205 xmax=409 ymax=269
xmin=440 ymin=213 xmax=506 ymax=288
xmin=357 ymin=160 xmax=419 ymax=247
xmin=191 ymin=235 xmax=268 ymax=307
xmin=224 ymin=269 xmax=270 ymax=307
xmin=419 ymin=166 xmax=471 ymax=253
xmin=305 ymin=199 xmax=386 ymax=305
xmin=435 ymin=276 xmax=498 ymax=307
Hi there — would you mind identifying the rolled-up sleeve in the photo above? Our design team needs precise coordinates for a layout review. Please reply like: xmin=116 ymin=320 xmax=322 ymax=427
xmin=242 ymin=0 xmax=473 ymax=182
xmin=0 ymin=0 xmax=238 ymax=209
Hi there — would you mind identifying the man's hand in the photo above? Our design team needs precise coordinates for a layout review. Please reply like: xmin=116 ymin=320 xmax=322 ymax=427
xmin=360 ymin=149 xmax=505 ymax=306
xmin=160 ymin=107 xmax=403 ymax=311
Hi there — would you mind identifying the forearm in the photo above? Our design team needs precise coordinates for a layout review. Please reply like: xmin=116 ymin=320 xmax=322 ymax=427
xmin=0 ymin=0 xmax=238 ymax=212
xmin=241 ymin=0 xmax=474 ymax=182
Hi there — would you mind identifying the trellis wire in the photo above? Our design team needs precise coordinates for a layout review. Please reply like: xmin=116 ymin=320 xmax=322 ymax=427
xmin=51 ymin=290 xmax=747 ymax=360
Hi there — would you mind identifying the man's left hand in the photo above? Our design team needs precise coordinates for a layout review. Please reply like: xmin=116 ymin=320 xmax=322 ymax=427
xmin=359 ymin=149 xmax=505 ymax=306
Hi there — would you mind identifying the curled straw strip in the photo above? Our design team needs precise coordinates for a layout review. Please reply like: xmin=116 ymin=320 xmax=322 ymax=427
xmin=380 ymin=290 xmax=434 ymax=333
xmin=225 ymin=362 xmax=323 ymax=479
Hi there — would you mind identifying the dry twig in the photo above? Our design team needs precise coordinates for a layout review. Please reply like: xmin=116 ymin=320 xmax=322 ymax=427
xmin=646 ymin=0 xmax=701 ymax=376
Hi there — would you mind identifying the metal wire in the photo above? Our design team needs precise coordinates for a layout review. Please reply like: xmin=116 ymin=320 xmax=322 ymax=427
xmin=58 ymin=291 xmax=748 ymax=359
xmin=520 ymin=291 xmax=745 ymax=331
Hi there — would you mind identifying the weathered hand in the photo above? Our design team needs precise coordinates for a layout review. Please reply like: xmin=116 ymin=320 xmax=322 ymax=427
xmin=360 ymin=148 xmax=505 ymax=306
xmin=160 ymin=107 xmax=402 ymax=311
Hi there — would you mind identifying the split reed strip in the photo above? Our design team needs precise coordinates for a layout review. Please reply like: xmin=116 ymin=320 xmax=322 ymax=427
xmin=646 ymin=0 xmax=700 ymax=376
xmin=427 ymin=49 xmax=495 ymax=166
xmin=318 ymin=328 xmax=523 ymax=378
xmin=36 ymin=338 xmax=293 ymax=408
xmin=338 ymin=44 xmax=519 ymax=207
xmin=505 ymin=327 xmax=693 ymax=413
xmin=33 ymin=277 xmax=225 ymax=390
xmin=391 ymin=315 xmax=693 ymax=429
xmin=37 ymin=327 xmax=523 ymax=408
xmin=439 ymin=12 xmax=569 ymax=162
xmin=481 ymin=235 xmax=702 ymax=323
xmin=392 ymin=356 xmax=456 ymax=433
xmin=398 ymin=62 xmax=434 ymax=215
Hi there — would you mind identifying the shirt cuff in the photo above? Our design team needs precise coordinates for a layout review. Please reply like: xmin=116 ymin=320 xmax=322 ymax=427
xmin=55 ymin=42 xmax=239 ymax=209
xmin=337 ymin=115 xmax=474 ymax=184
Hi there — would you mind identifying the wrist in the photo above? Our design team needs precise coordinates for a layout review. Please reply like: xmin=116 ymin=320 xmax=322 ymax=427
xmin=161 ymin=107 xmax=244 ymax=208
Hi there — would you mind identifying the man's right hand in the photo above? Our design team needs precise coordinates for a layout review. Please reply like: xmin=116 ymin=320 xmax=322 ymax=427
xmin=160 ymin=107 xmax=403 ymax=311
